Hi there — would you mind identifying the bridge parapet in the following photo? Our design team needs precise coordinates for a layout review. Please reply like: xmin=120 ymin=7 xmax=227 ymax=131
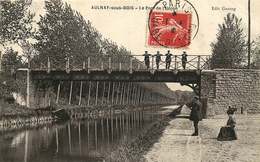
xmin=30 ymin=55 xmax=211 ymax=72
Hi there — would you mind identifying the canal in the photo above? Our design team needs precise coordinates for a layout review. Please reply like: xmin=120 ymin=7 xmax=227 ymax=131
xmin=0 ymin=106 xmax=167 ymax=162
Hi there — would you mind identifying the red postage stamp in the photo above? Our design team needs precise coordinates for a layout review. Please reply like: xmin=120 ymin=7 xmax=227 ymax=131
xmin=148 ymin=11 xmax=192 ymax=48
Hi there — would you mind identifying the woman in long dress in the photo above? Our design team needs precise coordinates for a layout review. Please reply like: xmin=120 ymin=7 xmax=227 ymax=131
xmin=217 ymin=106 xmax=238 ymax=141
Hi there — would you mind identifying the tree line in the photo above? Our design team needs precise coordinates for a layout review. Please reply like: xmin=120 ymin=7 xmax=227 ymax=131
xmin=0 ymin=0 xmax=172 ymax=103
xmin=1 ymin=0 xmax=259 ymax=103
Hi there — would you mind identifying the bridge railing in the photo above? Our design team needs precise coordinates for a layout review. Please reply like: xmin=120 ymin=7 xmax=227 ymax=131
xmin=30 ymin=54 xmax=211 ymax=72
xmin=130 ymin=55 xmax=211 ymax=70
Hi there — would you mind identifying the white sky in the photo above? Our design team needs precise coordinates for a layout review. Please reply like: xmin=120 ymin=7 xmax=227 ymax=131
xmin=27 ymin=0 xmax=260 ymax=91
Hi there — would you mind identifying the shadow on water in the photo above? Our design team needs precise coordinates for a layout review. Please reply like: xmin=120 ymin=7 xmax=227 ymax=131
xmin=0 ymin=106 xmax=164 ymax=162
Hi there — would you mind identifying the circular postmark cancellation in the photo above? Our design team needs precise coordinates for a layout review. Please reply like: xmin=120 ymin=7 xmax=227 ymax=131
xmin=148 ymin=0 xmax=199 ymax=48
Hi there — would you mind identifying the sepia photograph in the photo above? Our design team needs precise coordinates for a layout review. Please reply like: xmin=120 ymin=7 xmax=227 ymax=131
xmin=0 ymin=0 xmax=260 ymax=162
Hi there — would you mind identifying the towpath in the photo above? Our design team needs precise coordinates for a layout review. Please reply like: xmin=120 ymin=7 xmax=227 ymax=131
xmin=144 ymin=107 xmax=260 ymax=162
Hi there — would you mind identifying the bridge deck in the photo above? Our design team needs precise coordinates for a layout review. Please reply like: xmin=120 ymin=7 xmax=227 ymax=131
xmin=30 ymin=69 xmax=201 ymax=83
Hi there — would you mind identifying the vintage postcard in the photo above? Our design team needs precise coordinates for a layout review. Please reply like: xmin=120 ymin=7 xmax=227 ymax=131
xmin=0 ymin=0 xmax=260 ymax=162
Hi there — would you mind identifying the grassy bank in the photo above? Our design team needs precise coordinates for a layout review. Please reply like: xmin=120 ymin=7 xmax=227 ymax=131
xmin=0 ymin=102 xmax=36 ymax=118
xmin=0 ymin=102 xmax=55 ymax=131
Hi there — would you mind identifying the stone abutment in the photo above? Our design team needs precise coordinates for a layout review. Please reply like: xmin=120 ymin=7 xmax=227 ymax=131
xmin=201 ymin=69 xmax=260 ymax=116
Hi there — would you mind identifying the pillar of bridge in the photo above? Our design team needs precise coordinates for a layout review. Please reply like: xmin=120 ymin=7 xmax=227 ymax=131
xmin=122 ymin=82 xmax=127 ymax=105
xmin=106 ymin=81 xmax=111 ymax=105
xmin=56 ymin=81 xmax=61 ymax=104
xmin=120 ymin=82 xmax=126 ymax=105
xmin=68 ymin=81 xmax=73 ymax=105
xmin=87 ymin=81 xmax=92 ymax=106
xmin=95 ymin=81 xmax=99 ymax=105
xmin=111 ymin=82 xmax=115 ymax=105
xmin=78 ymin=81 xmax=83 ymax=105
xmin=200 ymin=70 xmax=217 ymax=117
xmin=101 ymin=81 xmax=106 ymax=105
xmin=115 ymin=82 xmax=120 ymax=105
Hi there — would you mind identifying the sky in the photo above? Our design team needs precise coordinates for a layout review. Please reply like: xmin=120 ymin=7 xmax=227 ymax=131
xmin=31 ymin=0 xmax=260 ymax=53
xmin=26 ymin=0 xmax=260 ymax=90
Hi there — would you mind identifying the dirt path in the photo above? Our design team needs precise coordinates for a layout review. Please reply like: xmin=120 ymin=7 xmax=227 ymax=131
xmin=144 ymin=113 xmax=260 ymax=162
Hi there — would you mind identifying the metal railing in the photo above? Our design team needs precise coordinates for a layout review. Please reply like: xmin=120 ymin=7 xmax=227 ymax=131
xmin=30 ymin=54 xmax=211 ymax=73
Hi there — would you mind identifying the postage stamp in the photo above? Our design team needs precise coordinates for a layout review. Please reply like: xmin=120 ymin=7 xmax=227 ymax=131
xmin=148 ymin=11 xmax=192 ymax=48
xmin=147 ymin=0 xmax=199 ymax=48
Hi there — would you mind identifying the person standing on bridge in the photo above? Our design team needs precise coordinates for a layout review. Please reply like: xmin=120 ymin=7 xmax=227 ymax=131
xmin=181 ymin=51 xmax=188 ymax=69
xmin=186 ymin=96 xmax=202 ymax=136
xmin=143 ymin=51 xmax=151 ymax=69
xmin=155 ymin=51 xmax=162 ymax=69
xmin=165 ymin=50 xmax=172 ymax=69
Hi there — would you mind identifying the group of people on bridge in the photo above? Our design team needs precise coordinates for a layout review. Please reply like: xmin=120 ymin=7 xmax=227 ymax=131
xmin=143 ymin=50 xmax=188 ymax=70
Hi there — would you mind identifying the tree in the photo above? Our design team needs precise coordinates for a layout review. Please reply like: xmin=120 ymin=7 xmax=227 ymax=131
xmin=1 ymin=48 xmax=23 ymax=74
xmin=35 ymin=0 xmax=102 ymax=67
xmin=210 ymin=13 xmax=246 ymax=69
xmin=0 ymin=48 xmax=24 ymax=99
xmin=0 ymin=0 xmax=34 ymax=46
xmin=0 ymin=0 xmax=33 ymax=99
xmin=0 ymin=0 xmax=34 ymax=78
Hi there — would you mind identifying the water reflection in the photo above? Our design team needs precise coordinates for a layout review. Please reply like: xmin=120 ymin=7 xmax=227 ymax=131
xmin=0 ymin=108 xmax=162 ymax=162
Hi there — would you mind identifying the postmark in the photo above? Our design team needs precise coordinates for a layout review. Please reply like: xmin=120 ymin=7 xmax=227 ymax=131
xmin=148 ymin=0 xmax=199 ymax=48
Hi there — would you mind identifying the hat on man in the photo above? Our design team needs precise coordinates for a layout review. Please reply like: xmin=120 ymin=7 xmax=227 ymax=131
xmin=194 ymin=96 xmax=199 ymax=100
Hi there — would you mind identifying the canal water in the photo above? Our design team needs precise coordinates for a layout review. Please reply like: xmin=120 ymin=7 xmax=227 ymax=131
xmin=0 ymin=107 xmax=165 ymax=162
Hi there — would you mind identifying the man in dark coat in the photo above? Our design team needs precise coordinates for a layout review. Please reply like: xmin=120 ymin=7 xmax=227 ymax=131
xmin=186 ymin=96 xmax=202 ymax=136
xmin=165 ymin=50 xmax=172 ymax=69
xmin=143 ymin=51 xmax=151 ymax=69
xmin=155 ymin=51 xmax=162 ymax=69
xmin=181 ymin=51 xmax=188 ymax=69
